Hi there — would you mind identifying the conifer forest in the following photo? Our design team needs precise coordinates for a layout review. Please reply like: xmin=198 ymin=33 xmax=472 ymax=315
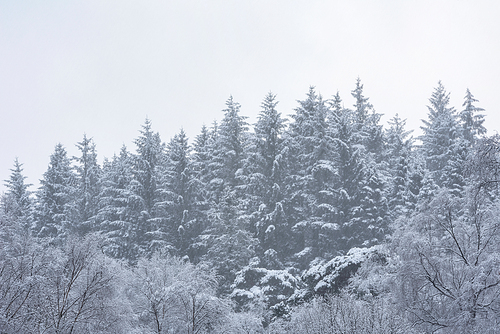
xmin=2 ymin=79 xmax=500 ymax=333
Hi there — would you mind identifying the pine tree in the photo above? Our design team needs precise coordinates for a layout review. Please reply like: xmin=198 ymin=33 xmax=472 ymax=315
xmin=201 ymin=121 xmax=224 ymax=205
xmin=97 ymin=146 xmax=141 ymax=262
xmin=385 ymin=115 xmax=414 ymax=216
xmin=133 ymin=118 xmax=164 ymax=213
xmin=436 ymin=88 xmax=486 ymax=196
xmin=2 ymin=158 xmax=33 ymax=232
xmin=331 ymin=104 xmax=368 ymax=251
xmin=285 ymin=87 xmax=336 ymax=265
xmin=351 ymin=78 xmax=373 ymax=126
xmin=441 ymin=137 xmax=469 ymax=197
xmin=131 ymin=118 xmax=165 ymax=255
xmin=200 ymin=190 xmax=257 ymax=295
xmin=156 ymin=129 xmax=203 ymax=255
xmin=420 ymin=81 xmax=460 ymax=186
xmin=244 ymin=92 xmax=289 ymax=261
xmin=197 ymin=97 xmax=250 ymax=266
xmin=187 ymin=124 xmax=215 ymax=261
xmin=215 ymin=96 xmax=249 ymax=192
xmin=73 ymin=134 xmax=101 ymax=235
xmin=351 ymin=78 xmax=384 ymax=158
xmin=350 ymin=165 xmax=388 ymax=247
xmin=460 ymin=88 xmax=486 ymax=144
xmin=191 ymin=124 xmax=212 ymax=198
xmin=34 ymin=144 xmax=75 ymax=242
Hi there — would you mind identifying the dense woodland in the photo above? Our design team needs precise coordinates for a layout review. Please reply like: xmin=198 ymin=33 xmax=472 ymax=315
xmin=2 ymin=79 xmax=500 ymax=333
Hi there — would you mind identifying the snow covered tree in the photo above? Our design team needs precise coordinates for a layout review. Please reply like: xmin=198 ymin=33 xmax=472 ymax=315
xmin=72 ymin=134 xmax=101 ymax=235
xmin=200 ymin=190 xmax=257 ymax=295
xmin=97 ymin=146 xmax=142 ymax=262
xmin=441 ymin=137 xmax=469 ymax=197
xmin=187 ymin=124 xmax=216 ymax=262
xmin=155 ymin=129 xmax=205 ymax=256
xmin=393 ymin=187 xmax=500 ymax=333
xmin=351 ymin=78 xmax=384 ymax=158
xmin=460 ymin=88 xmax=486 ymax=145
xmin=242 ymin=92 xmax=290 ymax=262
xmin=465 ymin=135 xmax=500 ymax=198
xmin=285 ymin=87 xmax=336 ymax=266
xmin=385 ymin=115 xmax=414 ymax=217
xmin=191 ymin=124 xmax=212 ymax=198
xmin=385 ymin=114 xmax=413 ymax=167
xmin=211 ymin=96 xmax=249 ymax=199
xmin=34 ymin=143 xmax=76 ymax=242
xmin=330 ymin=101 xmax=369 ymax=252
xmin=131 ymin=118 xmax=166 ymax=255
xmin=0 ymin=232 xmax=128 ymax=333
xmin=133 ymin=118 xmax=164 ymax=213
xmin=420 ymin=81 xmax=460 ymax=186
xmin=351 ymin=78 xmax=373 ymax=127
xmin=297 ymin=245 xmax=385 ymax=302
xmin=278 ymin=293 xmax=414 ymax=334
xmin=131 ymin=251 xmax=230 ymax=333
xmin=0 ymin=228 xmax=49 ymax=333
xmin=35 ymin=235 xmax=123 ymax=334
xmin=2 ymin=158 xmax=33 ymax=232
xmin=252 ymin=93 xmax=287 ymax=206
xmin=353 ymin=165 xmax=388 ymax=246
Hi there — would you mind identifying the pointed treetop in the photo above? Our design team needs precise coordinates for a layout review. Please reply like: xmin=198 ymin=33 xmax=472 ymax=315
xmin=426 ymin=81 xmax=454 ymax=115
xmin=5 ymin=158 xmax=31 ymax=201
xmin=460 ymin=88 xmax=486 ymax=143
xmin=351 ymin=77 xmax=374 ymax=124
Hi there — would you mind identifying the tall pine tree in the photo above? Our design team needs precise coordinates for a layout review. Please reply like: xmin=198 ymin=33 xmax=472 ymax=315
xmin=2 ymin=158 xmax=33 ymax=232
xmin=132 ymin=118 xmax=165 ymax=254
xmin=97 ymin=146 xmax=141 ymax=262
xmin=285 ymin=87 xmax=336 ymax=266
xmin=420 ymin=81 xmax=460 ymax=187
xmin=460 ymin=88 xmax=486 ymax=145
xmin=72 ymin=134 xmax=101 ymax=235
xmin=34 ymin=144 xmax=75 ymax=242
xmin=243 ymin=92 xmax=289 ymax=262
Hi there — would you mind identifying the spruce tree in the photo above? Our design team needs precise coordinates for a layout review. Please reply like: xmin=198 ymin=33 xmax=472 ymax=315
xmin=460 ymin=88 xmax=486 ymax=144
xmin=131 ymin=118 xmax=165 ymax=254
xmin=285 ymin=87 xmax=336 ymax=265
xmin=2 ymin=158 xmax=33 ymax=232
xmin=331 ymin=103 xmax=367 ymax=251
xmin=420 ymin=81 xmax=460 ymax=187
xmin=97 ymin=146 xmax=141 ymax=262
xmin=200 ymin=190 xmax=257 ymax=296
xmin=244 ymin=92 xmax=289 ymax=262
xmin=34 ymin=144 xmax=75 ymax=242
xmin=187 ymin=124 xmax=215 ymax=261
xmin=156 ymin=129 xmax=203 ymax=255
xmin=73 ymin=134 xmax=101 ymax=235
xmin=350 ymin=165 xmax=388 ymax=247
xmin=351 ymin=78 xmax=384 ymax=158
xmin=385 ymin=115 xmax=414 ymax=216
xmin=215 ymin=96 xmax=249 ymax=192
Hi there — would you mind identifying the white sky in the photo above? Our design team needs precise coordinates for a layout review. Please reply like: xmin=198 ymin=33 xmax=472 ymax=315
xmin=1 ymin=1 xmax=500 ymax=193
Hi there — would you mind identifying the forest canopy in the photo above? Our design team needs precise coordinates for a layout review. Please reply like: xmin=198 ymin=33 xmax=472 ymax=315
xmin=1 ymin=80 xmax=498 ymax=333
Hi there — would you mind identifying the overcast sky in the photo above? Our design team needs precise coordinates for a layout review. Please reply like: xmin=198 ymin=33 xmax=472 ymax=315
xmin=1 ymin=1 xmax=499 ymax=193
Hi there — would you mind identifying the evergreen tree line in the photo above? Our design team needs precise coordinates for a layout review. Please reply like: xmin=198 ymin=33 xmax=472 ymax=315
xmin=1 ymin=79 xmax=494 ymax=333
